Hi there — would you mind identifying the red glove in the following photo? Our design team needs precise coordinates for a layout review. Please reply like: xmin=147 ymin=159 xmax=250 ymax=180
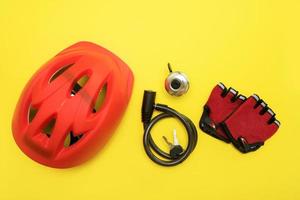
xmin=200 ymin=83 xmax=246 ymax=142
xmin=221 ymin=94 xmax=280 ymax=153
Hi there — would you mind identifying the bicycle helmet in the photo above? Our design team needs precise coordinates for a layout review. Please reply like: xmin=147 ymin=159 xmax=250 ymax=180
xmin=12 ymin=42 xmax=134 ymax=168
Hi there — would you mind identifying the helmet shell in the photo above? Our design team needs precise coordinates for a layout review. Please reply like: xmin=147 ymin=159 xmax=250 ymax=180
xmin=12 ymin=42 xmax=134 ymax=168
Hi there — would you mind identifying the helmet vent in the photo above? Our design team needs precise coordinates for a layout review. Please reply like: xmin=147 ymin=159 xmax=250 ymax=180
xmin=71 ymin=75 xmax=89 ymax=96
xmin=92 ymin=84 xmax=107 ymax=113
xmin=28 ymin=106 xmax=38 ymax=123
xmin=64 ymin=131 xmax=83 ymax=147
xmin=49 ymin=64 xmax=73 ymax=83
xmin=42 ymin=118 xmax=56 ymax=137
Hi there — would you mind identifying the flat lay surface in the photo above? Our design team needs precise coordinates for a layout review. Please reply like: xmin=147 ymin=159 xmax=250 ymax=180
xmin=0 ymin=0 xmax=299 ymax=199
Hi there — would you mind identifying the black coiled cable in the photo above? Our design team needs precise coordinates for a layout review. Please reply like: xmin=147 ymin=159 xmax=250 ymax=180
xmin=142 ymin=90 xmax=198 ymax=166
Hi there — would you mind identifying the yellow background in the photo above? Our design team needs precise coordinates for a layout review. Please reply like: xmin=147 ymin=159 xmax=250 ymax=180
xmin=1 ymin=0 xmax=299 ymax=199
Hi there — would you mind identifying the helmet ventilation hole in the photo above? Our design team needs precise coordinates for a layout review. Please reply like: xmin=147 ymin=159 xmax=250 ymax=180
xmin=71 ymin=75 xmax=89 ymax=96
xmin=93 ymin=84 xmax=107 ymax=113
xmin=64 ymin=131 xmax=83 ymax=147
xmin=42 ymin=118 xmax=56 ymax=137
xmin=28 ymin=106 xmax=38 ymax=123
xmin=49 ymin=64 xmax=73 ymax=83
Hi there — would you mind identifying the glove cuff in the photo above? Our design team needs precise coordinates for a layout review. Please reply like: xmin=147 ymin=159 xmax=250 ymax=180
xmin=199 ymin=106 xmax=231 ymax=143
xmin=221 ymin=122 xmax=264 ymax=153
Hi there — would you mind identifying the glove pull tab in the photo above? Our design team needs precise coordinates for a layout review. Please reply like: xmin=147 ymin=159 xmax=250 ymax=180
xmin=237 ymin=137 xmax=264 ymax=153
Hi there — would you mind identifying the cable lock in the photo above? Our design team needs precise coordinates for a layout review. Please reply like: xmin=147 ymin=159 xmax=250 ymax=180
xmin=142 ymin=90 xmax=198 ymax=166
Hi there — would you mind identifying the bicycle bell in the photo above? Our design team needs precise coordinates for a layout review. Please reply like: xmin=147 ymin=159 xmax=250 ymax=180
xmin=165 ymin=63 xmax=189 ymax=96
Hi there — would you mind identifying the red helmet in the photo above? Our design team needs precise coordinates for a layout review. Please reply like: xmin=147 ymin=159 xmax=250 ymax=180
xmin=12 ymin=42 xmax=134 ymax=168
